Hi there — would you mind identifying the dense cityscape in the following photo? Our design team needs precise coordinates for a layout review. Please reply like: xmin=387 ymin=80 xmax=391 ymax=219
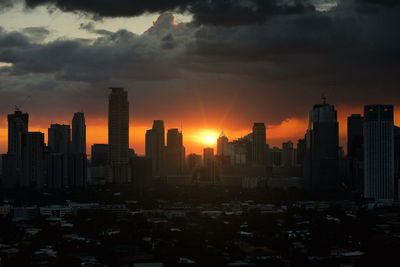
xmin=0 ymin=88 xmax=399 ymax=266
xmin=1 ymin=0 xmax=400 ymax=266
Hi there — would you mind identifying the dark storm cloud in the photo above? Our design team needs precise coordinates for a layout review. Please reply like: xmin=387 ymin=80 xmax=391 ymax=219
xmin=0 ymin=0 xmax=13 ymax=9
xmin=22 ymin=0 xmax=315 ymax=25
xmin=22 ymin=27 xmax=50 ymax=42
xmin=24 ymin=0 xmax=192 ymax=18
xmin=0 ymin=14 xmax=191 ymax=82
xmin=188 ymin=0 xmax=315 ymax=26
xmin=355 ymin=0 xmax=400 ymax=8
xmin=0 ymin=28 xmax=30 ymax=48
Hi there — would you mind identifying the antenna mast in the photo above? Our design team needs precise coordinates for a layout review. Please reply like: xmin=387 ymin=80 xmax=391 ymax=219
xmin=321 ymin=93 xmax=327 ymax=105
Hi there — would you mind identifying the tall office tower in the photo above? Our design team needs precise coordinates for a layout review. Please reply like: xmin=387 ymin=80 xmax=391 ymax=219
xmin=68 ymin=153 xmax=87 ymax=187
xmin=45 ymin=152 xmax=64 ymax=188
xmin=108 ymin=88 xmax=130 ymax=183
xmin=304 ymin=99 xmax=339 ymax=190
xmin=394 ymin=126 xmax=400 ymax=199
xmin=187 ymin=153 xmax=202 ymax=172
xmin=48 ymin=124 xmax=71 ymax=187
xmin=270 ymin=147 xmax=283 ymax=167
xmin=296 ymin=138 xmax=306 ymax=166
xmin=8 ymin=109 xmax=29 ymax=170
xmin=347 ymin=114 xmax=364 ymax=190
xmin=252 ymin=123 xmax=266 ymax=165
xmin=20 ymin=132 xmax=45 ymax=188
xmin=91 ymin=144 xmax=108 ymax=166
xmin=1 ymin=154 xmax=18 ymax=188
xmin=165 ymin=128 xmax=185 ymax=175
xmin=203 ymin=148 xmax=214 ymax=167
xmin=217 ymin=132 xmax=229 ymax=156
xmin=130 ymin=156 xmax=152 ymax=188
xmin=364 ymin=105 xmax=395 ymax=200
xmin=203 ymin=147 xmax=216 ymax=182
xmin=230 ymin=134 xmax=253 ymax=166
xmin=145 ymin=120 xmax=165 ymax=177
xmin=282 ymin=141 xmax=295 ymax=167
xmin=71 ymin=112 xmax=86 ymax=154
xmin=265 ymin=144 xmax=272 ymax=167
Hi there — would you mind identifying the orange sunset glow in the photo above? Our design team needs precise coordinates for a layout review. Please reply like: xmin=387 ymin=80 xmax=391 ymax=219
xmin=1 ymin=105 xmax=399 ymax=157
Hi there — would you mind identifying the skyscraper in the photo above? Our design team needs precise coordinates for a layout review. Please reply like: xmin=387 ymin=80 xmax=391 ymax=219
xmin=107 ymin=88 xmax=130 ymax=183
xmin=203 ymin=148 xmax=214 ymax=167
xmin=296 ymin=138 xmax=306 ymax=166
xmin=45 ymin=152 xmax=64 ymax=188
xmin=21 ymin=132 xmax=45 ymax=188
xmin=68 ymin=153 xmax=87 ymax=187
xmin=252 ymin=123 xmax=266 ymax=165
xmin=304 ymin=99 xmax=339 ymax=190
xmin=394 ymin=126 xmax=400 ymax=200
xmin=203 ymin=147 xmax=216 ymax=182
xmin=187 ymin=153 xmax=202 ymax=172
xmin=71 ymin=112 xmax=86 ymax=154
xmin=91 ymin=144 xmax=108 ymax=166
xmin=347 ymin=114 xmax=364 ymax=190
xmin=282 ymin=141 xmax=295 ymax=168
xmin=364 ymin=105 xmax=395 ymax=200
xmin=165 ymin=128 xmax=185 ymax=175
xmin=8 ymin=109 xmax=28 ymax=170
xmin=270 ymin=147 xmax=283 ymax=167
xmin=48 ymin=124 xmax=71 ymax=187
xmin=217 ymin=132 xmax=229 ymax=156
xmin=145 ymin=120 xmax=165 ymax=177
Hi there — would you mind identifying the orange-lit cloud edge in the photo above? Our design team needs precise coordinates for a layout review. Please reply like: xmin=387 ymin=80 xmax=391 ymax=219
xmin=1 ymin=105 xmax=399 ymax=157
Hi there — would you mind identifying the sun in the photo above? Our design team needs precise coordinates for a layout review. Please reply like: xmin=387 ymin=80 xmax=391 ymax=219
xmin=190 ymin=129 xmax=219 ymax=148
xmin=204 ymin=135 xmax=217 ymax=145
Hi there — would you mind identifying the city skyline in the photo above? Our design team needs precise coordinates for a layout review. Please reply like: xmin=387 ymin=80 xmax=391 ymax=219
xmin=1 ymin=99 xmax=399 ymax=156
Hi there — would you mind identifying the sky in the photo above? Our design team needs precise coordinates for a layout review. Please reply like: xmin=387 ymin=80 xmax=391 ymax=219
xmin=0 ymin=0 xmax=400 ymax=156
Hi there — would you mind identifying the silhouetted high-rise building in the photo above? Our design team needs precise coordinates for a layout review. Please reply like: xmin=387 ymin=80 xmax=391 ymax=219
xmin=68 ymin=153 xmax=87 ymax=187
xmin=45 ymin=152 xmax=64 ymax=188
xmin=230 ymin=134 xmax=253 ymax=166
xmin=48 ymin=124 xmax=70 ymax=187
xmin=8 ymin=109 xmax=28 ymax=170
xmin=394 ymin=126 xmax=400 ymax=200
xmin=282 ymin=141 xmax=295 ymax=168
xmin=252 ymin=123 xmax=266 ymax=165
xmin=270 ymin=147 xmax=283 ymax=167
xmin=21 ymin=132 xmax=45 ymax=188
xmin=167 ymin=128 xmax=182 ymax=148
xmin=347 ymin=114 xmax=364 ymax=190
xmin=203 ymin=148 xmax=214 ymax=168
xmin=364 ymin=105 xmax=395 ymax=200
xmin=107 ymin=88 xmax=130 ymax=183
xmin=165 ymin=128 xmax=185 ymax=175
xmin=1 ymin=153 xmax=18 ymax=188
xmin=296 ymin=138 xmax=306 ymax=166
xmin=91 ymin=144 xmax=108 ymax=166
xmin=217 ymin=132 xmax=229 ymax=156
xmin=71 ymin=112 xmax=86 ymax=154
xmin=304 ymin=99 xmax=339 ymax=190
xmin=145 ymin=120 xmax=165 ymax=177
xmin=203 ymin=147 xmax=216 ymax=182
xmin=187 ymin=153 xmax=202 ymax=172
xmin=130 ymin=156 xmax=152 ymax=189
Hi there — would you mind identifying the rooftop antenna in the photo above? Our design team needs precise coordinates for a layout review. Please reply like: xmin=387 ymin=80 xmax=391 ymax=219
xmin=321 ymin=93 xmax=327 ymax=105
xmin=15 ymin=95 xmax=31 ymax=111
xmin=180 ymin=120 xmax=183 ymax=134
